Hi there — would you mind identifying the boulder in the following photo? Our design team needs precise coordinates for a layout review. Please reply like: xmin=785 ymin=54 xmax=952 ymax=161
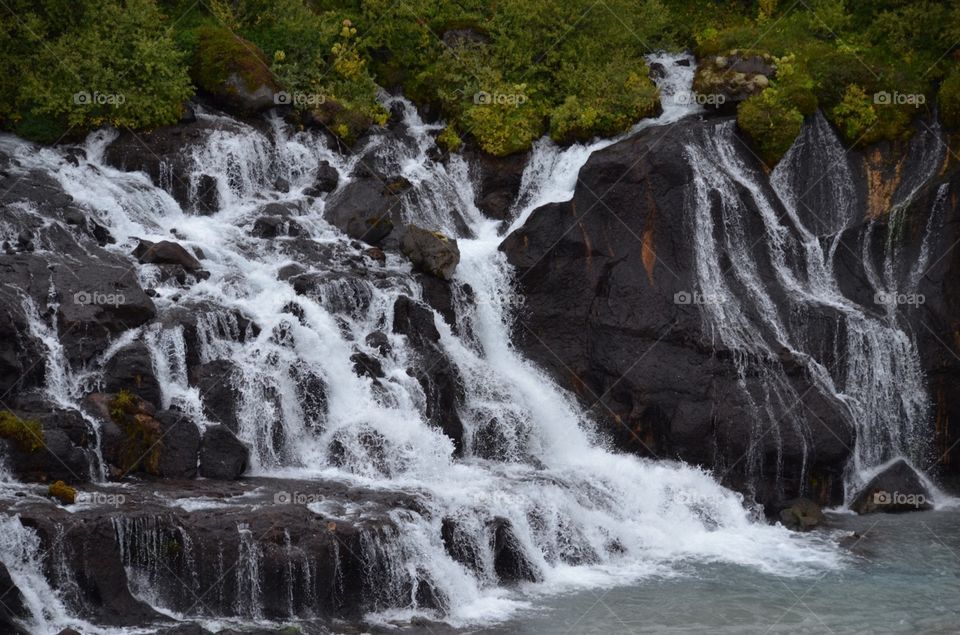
xmin=693 ymin=51 xmax=776 ymax=113
xmin=154 ymin=408 xmax=201 ymax=479
xmin=850 ymin=459 xmax=933 ymax=514
xmin=251 ymin=215 xmax=303 ymax=238
xmin=199 ymin=424 xmax=250 ymax=480
xmin=500 ymin=116 xmax=855 ymax=507
xmin=133 ymin=239 xmax=203 ymax=271
xmin=190 ymin=27 xmax=279 ymax=114
xmin=190 ymin=360 xmax=242 ymax=431
xmin=303 ymin=161 xmax=340 ymax=196
xmin=400 ymin=226 xmax=460 ymax=281
xmin=777 ymin=498 xmax=825 ymax=531
xmin=392 ymin=295 xmax=465 ymax=453
xmin=0 ymin=562 xmax=29 ymax=634
xmin=2 ymin=406 xmax=94 ymax=483
xmin=101 ymin=341 xmax=162 ymax=407
xmin=490 ymin=518 xmax=541 ymax=583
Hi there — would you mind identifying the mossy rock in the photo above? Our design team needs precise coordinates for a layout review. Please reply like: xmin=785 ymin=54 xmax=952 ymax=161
xmin=0 ymin=412 xmax=44 ymax=453
xmin=191 ymin=26 xmax=279 ymax=114
xmin=108 ymin=390 xmax=163 ymax=476
xmin=48 ymin=480 xmax=77 ymax=505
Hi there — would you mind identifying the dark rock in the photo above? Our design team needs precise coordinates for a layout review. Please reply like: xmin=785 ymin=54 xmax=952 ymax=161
xmin=464 ymin=149 xmax=528 ymax=221
xmin=0 ymin=562 xmax=29 ymax=633
xmin=500 ymin=116 xmax=855 ymax=507
xmin=351 ymin=351 xmax=384 ymax=380
xmin=194 ymin=174 xmax=220 ymax=215
xmin=273 ymin=177 xmax=290 ymax=193
xmin=251 ymin=215 xmax=303 ymax=238
xmin=303 ymin=161 xmax=339 ymax=196
xmin=102 ymin=341 xmax=162 ymax=407
xmin=392 ymin=296 xmax=465 ymax=453
xmin=777 ymin=498 xmax=825 ymax=531
xmin=133 ymin=239 xmax=204 ymax=271
xmin=154 ymin=408 xmax=201 ymax=479
xmin=850 ymin=459 xmax=933 ymax=514
xmin=199 ymin=424 xmax=250 ymax=480
xmin=491 ymin=518 xmax=541 ymax=583
xmin=400 ymin=225 xmax=460 ymax=280
xmin=2 ymin=406 xmax=94 ymax=483
xmin=365 ymin=331 xmax=392 ymax=356
xmin=323 ymin=174 xmax=401 ymax=245
xmin=190 ymin=360 xmax=242 ymax=431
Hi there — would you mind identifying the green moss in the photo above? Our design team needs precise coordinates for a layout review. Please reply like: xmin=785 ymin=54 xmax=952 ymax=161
xmin=191 ymin=26 xmax=275 ymax=97
xmin=0 ymin=411 xmax=44 ymax=453
xmin=48 ymin=480 xmax=77 ymax=505
xmin=109 ymin=391 xmax=162 ymax=475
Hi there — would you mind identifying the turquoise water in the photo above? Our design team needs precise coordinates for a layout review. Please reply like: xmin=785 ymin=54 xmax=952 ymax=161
xmin=477 ymin=510 xmax=960 ymax=634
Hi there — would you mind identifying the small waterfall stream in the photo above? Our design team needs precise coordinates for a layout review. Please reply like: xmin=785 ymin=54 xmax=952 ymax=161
xmin=0 ymin=51 xmax=942 ymax=631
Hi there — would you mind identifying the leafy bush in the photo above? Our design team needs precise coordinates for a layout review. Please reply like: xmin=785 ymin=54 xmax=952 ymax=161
xmin=737 ymin=88 xmax=804 ymax=166
xmin=5 ymin=0 xmax=192 ymax=141
xmin=939 ymin=69 xmax=960 ymax=130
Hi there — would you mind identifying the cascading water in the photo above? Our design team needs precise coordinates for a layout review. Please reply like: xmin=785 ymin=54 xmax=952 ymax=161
xmin=0 ymin=53 xmax=851 ymax=630
xmin=682 ymin=113 xmax=943 ymax=500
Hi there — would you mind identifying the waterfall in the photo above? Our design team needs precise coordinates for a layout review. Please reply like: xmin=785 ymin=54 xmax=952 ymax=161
xmin=681 ymin=114 xmax=941 ymax=500
xmin=0 ymin=52 xmax=849 ymax=628
xmin=0 ymin=516 xmax=95 ymax=634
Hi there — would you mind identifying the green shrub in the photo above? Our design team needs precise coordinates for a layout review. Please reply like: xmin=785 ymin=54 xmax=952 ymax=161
xmin=737 ymin=88 xmax=804 ymax=166
xmin=11 ymin=0 xmax=191 ymax=138
xmin=829 ymin=84 xmax=879 ymax=144
xmin=940 ymin=69 xmax=960 ymax=130
xmin=0 ymin=411 xmax=44 ymax=453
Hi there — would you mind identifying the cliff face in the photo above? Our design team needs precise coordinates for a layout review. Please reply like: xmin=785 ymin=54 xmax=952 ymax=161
xmin=502 ymin=113 xmax=960 ymax=507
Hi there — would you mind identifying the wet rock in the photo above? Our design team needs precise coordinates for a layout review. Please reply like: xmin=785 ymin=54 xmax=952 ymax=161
xmin=323 ymin=174 xmax=401 ymax=245
xmin=194 ymin=174 xmax=220 ymax=215
xmin=441 ymin=517 xmax=484 ymax=573
xmin=192 ymin=28 xmax=279 ymax=114
xmin=154 ymin=408 xmax=201 ymax=479
xmin=400 ymin=225 xmax=460 ymax=281
xmin=351 ymin=351 xmax=384 ymax=380
xmin=501 ymin=117 xmax=855 ymax=507
xmin=0 ymin=562 xmax=29 ymax=633
xmin=491 ymin=517 xmax=542 ymax=583
xmin=199 ymin=424 xmax=250 ymax=480
xmin=777 ymin=498 xmax=825 ymax=531
xmin=303 ymin=160 xmax=340 ymax=196
xmin=101 ymin=341 xmax=163 ymax=407
xmin=850 ymin=459 xmax=933 ymax=514
xmin=251 ymin=215 xmax=304 ymax=238
xmin=693 ymin=51 xmax=777 ymax=113
xmin=365 ymin=331 xmax=392 ymax=356
xmin=464 ymin=149 xmax=528 ymax=221
xmin=2 ymin=406 xmax=94 ymax=483
xmin=392 ymin=295 xmax=465 ymax=453
xmin=133 ymin=239 xmax=204 ymax=271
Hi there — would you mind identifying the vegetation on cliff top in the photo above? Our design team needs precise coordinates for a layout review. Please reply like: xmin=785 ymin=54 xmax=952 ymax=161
xmin=0 ymin=0 xmax=958 ymax=158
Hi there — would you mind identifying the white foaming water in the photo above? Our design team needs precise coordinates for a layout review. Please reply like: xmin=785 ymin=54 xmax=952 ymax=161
xmin=0 ymin=53 xmax=847 ymax=627
xmin=0 ymin=515 xmax=118 ymax=634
